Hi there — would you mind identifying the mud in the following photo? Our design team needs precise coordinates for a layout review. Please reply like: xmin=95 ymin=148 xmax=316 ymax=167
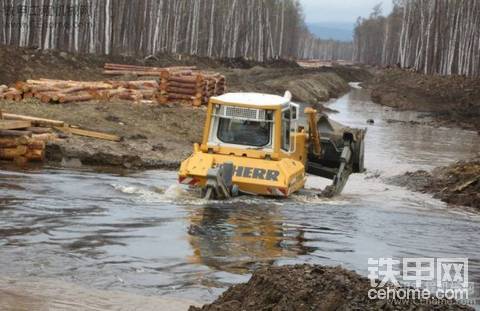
xmin=0 ymin=46 xmax=371 ymax=169
xmin=0 ymin=99 xmax=205 ymax=168
xmin=189 ymin=264 xmax=473 ymax=311
xmin=0 ymin=45 xmax=300 ymax=85
xmin=366 ymin=68 xmax=480 ymax=131
xmin=389 ymin=155 xmax=480 ymax=210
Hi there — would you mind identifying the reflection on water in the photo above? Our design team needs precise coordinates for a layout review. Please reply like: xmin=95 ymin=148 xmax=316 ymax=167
xmin=187 ymin=203 xmax=310 ymax=274
xmin=1 ymin=87 xmax=479 ymax=309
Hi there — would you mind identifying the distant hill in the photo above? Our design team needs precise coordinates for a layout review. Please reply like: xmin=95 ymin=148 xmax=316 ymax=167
xmin=306 ymin=22 xmax=354 ymax=42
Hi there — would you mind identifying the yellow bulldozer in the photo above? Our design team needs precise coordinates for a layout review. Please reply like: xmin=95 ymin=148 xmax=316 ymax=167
xmin=178 ymin=91 xmax=366 ymax=199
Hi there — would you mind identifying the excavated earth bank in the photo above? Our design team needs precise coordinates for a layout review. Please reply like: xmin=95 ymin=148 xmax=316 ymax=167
xmin=189 ymin=264 xmax=473 ymax=311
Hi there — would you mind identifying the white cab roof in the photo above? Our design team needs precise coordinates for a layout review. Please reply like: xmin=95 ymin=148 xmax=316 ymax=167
xmin=211 ymin=92 xmax=290 ymax=108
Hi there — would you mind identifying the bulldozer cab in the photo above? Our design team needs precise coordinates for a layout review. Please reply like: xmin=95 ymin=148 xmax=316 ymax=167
xmin=201 ymin=92 xmax=302 ymax=160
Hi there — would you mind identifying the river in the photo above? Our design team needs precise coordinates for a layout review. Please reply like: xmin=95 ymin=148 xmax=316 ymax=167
xmin=1 ymin=86 xmax=479 ymax=310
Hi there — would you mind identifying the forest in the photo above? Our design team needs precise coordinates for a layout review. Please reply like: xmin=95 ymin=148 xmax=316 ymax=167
xmin=353 ymin=0 xmax=480 ymax=77
xmin=0 ymin=0 xmax=352 ymax=61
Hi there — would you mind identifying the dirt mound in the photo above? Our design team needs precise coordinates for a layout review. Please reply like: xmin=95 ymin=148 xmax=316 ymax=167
xmin=390 ymin=156 xmax=480 ymax=210
xmin=366 ymin=68 xmax=480 ymax=131
xmin=189 ymin=265 xmax=472 ymax=311
xmin=218 ymin=57 xmax=300 ymax=69
xmin=0 ymin=45 xmax=303 ymax=86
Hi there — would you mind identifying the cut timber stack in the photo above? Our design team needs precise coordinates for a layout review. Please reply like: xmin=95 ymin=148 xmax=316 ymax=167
xmin=0 ymin=110 xmax=120 ymax=165
xmin=0 ymin=110 xmax=63 ymax=164
xmin=160 ymin=72 xmax=205 ymax=106
xmin=158 ymin=71 xmax=227 ymax=106
xmin=0 ymin=110 xmax=48 ymax=164
xmin=103 ymin=63 xmax=227 ymax=106
xmin=5 ymin=65 xmax=226 ymax=106
xmin=11 ymin=79 xmax=160 ymax=104
xmin=0 ymin=130 xmax=46 ymax=164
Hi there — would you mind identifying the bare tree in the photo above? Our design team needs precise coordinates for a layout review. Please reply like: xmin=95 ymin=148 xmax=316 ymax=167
xmin=0 ymin=0 xmax=352 ymax=62
xmin=354 ymin=0 xmax=480 ymax=77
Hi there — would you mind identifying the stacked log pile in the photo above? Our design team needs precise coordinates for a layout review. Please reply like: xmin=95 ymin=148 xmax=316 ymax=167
xmin=0 ymin=111 xmax=56 ymax=164
xmin=103 ymin=63 xmax=227 ymax=106
xmin=0 ymin=129 xmax=48 ymax=164
xmin=2 ymin=65 xmax=226 ymax=106
xmin=157 ymin=72 xmax=226 ymax=106
xmin=10 ymin=79 xmax=161 ymax=104
xmin=0 ymin=110 xmax=120 ymax=165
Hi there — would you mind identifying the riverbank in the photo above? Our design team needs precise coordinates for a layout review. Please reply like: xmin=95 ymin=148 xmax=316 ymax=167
xmin=0 ymin=46 xmax=371 ymax=169
xmin=190 ymin=264 xmax=473 ymax=311
xmin=365 ymin=68 xmax=480 ymax=132
xmin=389 ymin=155 xmax=480 ymax=211
xmin=363 ymin=68 xmax=480 ymax=210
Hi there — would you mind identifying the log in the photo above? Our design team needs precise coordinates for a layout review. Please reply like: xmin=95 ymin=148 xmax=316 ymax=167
xmin=108 ymin=80 xmax=159 ymax=89
xmin=55 ymin=126 xmax=121 ymax=142
xmin=41 ymin=94 xmax=53 ymax=103
xmin=0 ymin=130 xmax=32 ymax=137
xmin=26 ymin=127 xmax=53 ymax=134
xmin=104 ymin=63 xmax=196 ymax=71
xmin=167 ymin=81 xmax=201 ymax=89
xmin=103 ymin=70 xmax=164 ymax=76
xmin=62 ymin=86 xmax=91 ymax=94
xmin=28 ymin=79 xmax=113 ymax=89
xmin=168 ymin=75 xmax=204 ymax=84
xmin=58 ymin=93 xmax=93 ymax=103
xmin=166 ymin=86 xmax=202 ymax=96
xmin=32 ymin=133 xmax=58 ymax=142
xmin=4 ymin=90 xmax=22 ymax=101
xmin=192 ymin=98 xmax=202 ymax=107
xmin=138 ymin=100 xmax=155 ymax=105
xmin=34 ymin=92 xmax=45 ymax=99
xmin=117 ymin=93 xmax=143 ymax=101
xmin=25 ymin=148 xmax=45 ymax=161
xmin=0 ymin=120 xmax=32 ymax=130
xmin=27 ymin=140 xmax=46 ymax=150
xmin=23 ymin=92 xmax=34 ymax=99
xmin=167 ymin=93 xmax=197 ymax=100
xmin=104 ymin=88 xmax=129 ymax=98
xmin=2 ymin=113 xmax=65 ymax=127
xmin=0 ymin=145 xmax=28 ymax=159
xmin=31 ymin=86 xmax=61 ymax=93
xmin=15 ymin=81 xmax=30 ymax=92
xmin=156 ymin=95 xmax=168 ymax=104
xmin=127 ymin=81 xmax=159 ymax=89
xmin=136 ymin=89 xmax=156 ymax=96
xmin=0 ymin=138 xmax=20 ymax=148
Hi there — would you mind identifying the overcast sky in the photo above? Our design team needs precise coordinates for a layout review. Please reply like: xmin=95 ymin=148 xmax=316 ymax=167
xmin=300 ymin=0 xmax=393 ymax=24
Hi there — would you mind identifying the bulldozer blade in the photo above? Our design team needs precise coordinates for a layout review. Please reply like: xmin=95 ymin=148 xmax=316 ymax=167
xmin=203 ymin=162 xmax=235 ymax=200
xmin=313 ymin=140 xmax=353 ymax=198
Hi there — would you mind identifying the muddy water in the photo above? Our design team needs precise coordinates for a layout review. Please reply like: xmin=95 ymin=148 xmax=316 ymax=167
xmin=1 ymin=86 xmax=480 ymax=309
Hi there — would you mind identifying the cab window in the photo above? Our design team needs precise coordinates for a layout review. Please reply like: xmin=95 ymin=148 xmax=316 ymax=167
xmin=217 ymin=118 xmax=271 ymax=147
xmin=281 ymin=109 xmax=291 ymax=151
